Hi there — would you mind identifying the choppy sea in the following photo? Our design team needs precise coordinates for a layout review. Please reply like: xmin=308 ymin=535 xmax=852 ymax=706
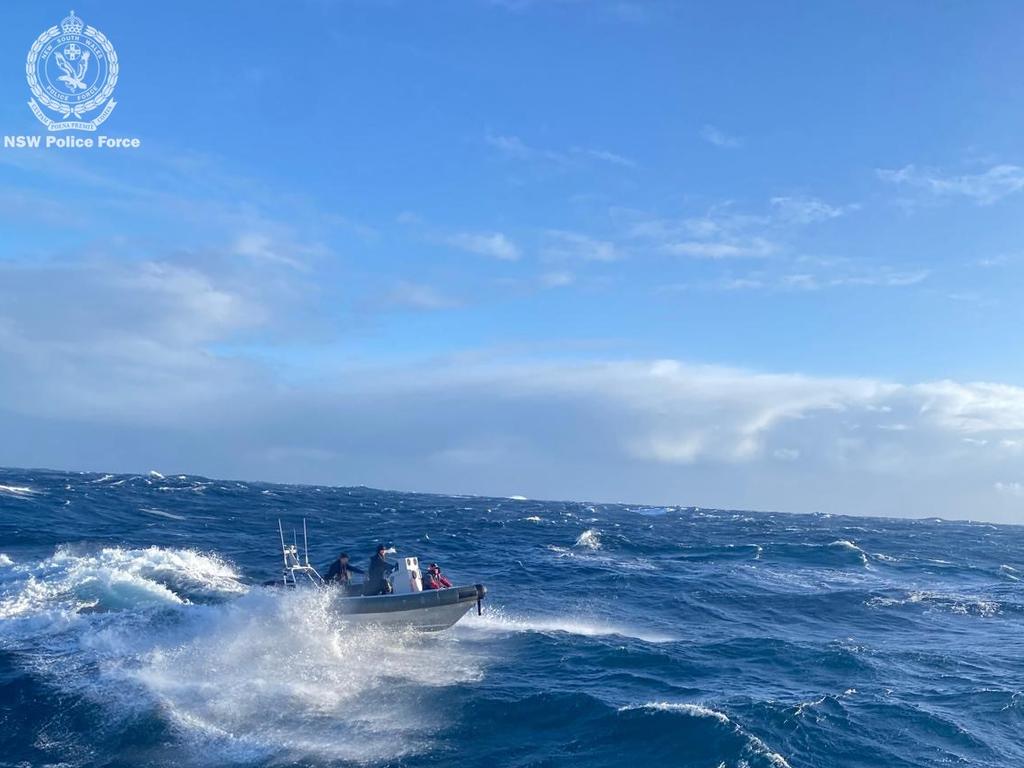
xmin=1 ymin=467 xmax=1023 ymax=767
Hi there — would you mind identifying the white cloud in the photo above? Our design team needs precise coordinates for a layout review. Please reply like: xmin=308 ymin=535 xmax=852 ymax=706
xmin=700 ymin=125 xmax=743 ymax=149
xmin=769 ymin=196 xmax=856 ymax=224
xmin=663 ymin=238 xmax=777 ymax=259
xmin=0 ymin=259 xmax=267 ymax=425
xmin=5 ymin=309 xmax=1024 ymax=519
xmin=542 ymin=230 xmax=621 ymax=262
xmin=485 ymin=133 xmax=635 ymax=170
xmin=232 ymin=232 xmax=312 ymax=270
xmin=780 ymin=269 xmax=930 ymax=291
xmin=625 ymin=194 xmax=852 ymax=265
xmin=994 ymin=481 xmax=1024 ymax=497
xmin=445 ymin=231 xmax=521 ymax=261
xmin=570 ymin=146 xmax=637 ymax=168
xmin=385 ymin=281 xmax=460 ymax=311
xmin=877 ymin=163 xmax=1024 ymax=205
xmin=539 ymin=270 xmax=575 ymax=288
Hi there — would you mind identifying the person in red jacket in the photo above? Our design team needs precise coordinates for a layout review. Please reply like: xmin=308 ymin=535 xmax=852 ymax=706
xmin=422 ymin=562 xmax=452 ymax=589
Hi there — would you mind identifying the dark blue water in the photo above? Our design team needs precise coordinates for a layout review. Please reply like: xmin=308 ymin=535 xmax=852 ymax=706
xmin=2 ymin=467 xmax=1023 ymax=767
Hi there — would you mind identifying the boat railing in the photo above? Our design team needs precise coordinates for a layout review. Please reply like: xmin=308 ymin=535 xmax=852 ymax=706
xmin=278 ymin=518 xmax=325 ymax=588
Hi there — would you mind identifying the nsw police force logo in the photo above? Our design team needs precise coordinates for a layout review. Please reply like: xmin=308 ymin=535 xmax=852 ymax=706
xmin=26 ymin=10 xmax=119 ymax=132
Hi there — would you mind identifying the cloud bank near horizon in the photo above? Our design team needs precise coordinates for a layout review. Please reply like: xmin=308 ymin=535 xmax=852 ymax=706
xmin=1 ymin=255 xmax=1023 ymax=522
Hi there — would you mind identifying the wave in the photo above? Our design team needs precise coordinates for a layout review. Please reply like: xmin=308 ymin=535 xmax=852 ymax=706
xmin=866 ymin=590 xmax=1002 ymax=617
xmin=676 ymin=543 xmax=763 ymax=562
xmin=0 ymin=545 xmax=246 ymax=619
xmin=0 ymin=484 xmax=37 ymax=497
xmin=459 ymin=608 xmax=676 ymax=644
xmin=619 ymin=702 xmax=792 ymax=767
xmin=0 ymin=549 xmax=486 ymax=765
xmin=828 ymin=539 xmax=870 ymax=566
xmin=574 ymin=529 xmax=602 ymax=550
xmin=999 ymin=564 xmax=1020 ymax=581
xmin=760 ymin=539 xmax=873 ymax=568
xmin=140 ymin=507 xmax=188 ymax=521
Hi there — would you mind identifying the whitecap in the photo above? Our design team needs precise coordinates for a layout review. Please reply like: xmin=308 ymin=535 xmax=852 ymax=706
xmin=574 ymin=529 xmax=601 ymax=550
xmin=1 ymin=584 xmax=484 ymax=765
xmin=459 ymin=608 xmax=676 ymax=644
xmin=828 ymin=539 xmax=869 ymax=566
xmin=634 ymin=507 xmax=669 ymax=517
xmin=0 ymin=545 xmax=246 ymax=619
xmin=140 ymin=507 xmax=187 ymax=521
xmin=0 ymin=484 xmax=37 ymax=497
xmin=619 ymin=702 xmax=792 ymax=767
xmin=620 ymin=701 xmax=732 ymax=724
xmin=866 ymin=590 xmax=1001 ymax=617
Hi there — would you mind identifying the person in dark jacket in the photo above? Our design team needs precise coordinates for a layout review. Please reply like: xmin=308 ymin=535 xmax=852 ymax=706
xmin=422 ymin=562 xmax=452 ymax=590
xmin=324 ymin=552 xmax=364 ymax=592
xmin=363 ymin=544 xmax=397 ymax=595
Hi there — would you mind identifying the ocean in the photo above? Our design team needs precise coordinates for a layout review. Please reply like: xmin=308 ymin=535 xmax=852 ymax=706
xmin=1 ymin=467 xmax=1022 ymax=767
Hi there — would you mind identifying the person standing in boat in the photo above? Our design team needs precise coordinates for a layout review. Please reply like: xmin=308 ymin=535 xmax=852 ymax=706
xmin=422 ymin=562 xmax=452 ymax=590
xmin=324 ymin=552 xmax=364 ymax=592
xmin=363 ymin=544 xmax=398 ymax=595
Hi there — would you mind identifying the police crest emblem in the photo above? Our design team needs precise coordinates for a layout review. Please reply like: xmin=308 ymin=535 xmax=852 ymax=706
xmin=26 ymin=11 xmax=119 ymax=131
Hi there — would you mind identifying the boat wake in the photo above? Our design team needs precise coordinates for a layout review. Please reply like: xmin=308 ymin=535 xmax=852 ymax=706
xmin=458 ymin=607 xmax=677 ymax=644
xmin=0 ymin=546 xmax=486 ymax=766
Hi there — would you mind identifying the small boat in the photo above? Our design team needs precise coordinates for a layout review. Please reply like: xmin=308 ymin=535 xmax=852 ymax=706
xmin=270 ymin=520 xmax=486 ymax=631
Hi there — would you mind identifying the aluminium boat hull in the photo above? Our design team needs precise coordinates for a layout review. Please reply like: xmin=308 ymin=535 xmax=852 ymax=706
xmin=331 ymin=584 xmax=486 ymax=631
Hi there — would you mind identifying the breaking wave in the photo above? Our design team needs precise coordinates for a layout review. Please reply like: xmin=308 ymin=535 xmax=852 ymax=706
xmin=0 ymin=546 xmax=246 ymax=619
xmin=618 ymin=702 xmax=792 ymax=767
xmin=0 ymin=547 xmax=485 ymax=765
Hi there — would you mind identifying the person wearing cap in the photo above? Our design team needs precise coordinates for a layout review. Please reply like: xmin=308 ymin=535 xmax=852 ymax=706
xmin=363 ymin=543 xmax=398 ymax=595
xmin=324 ymin=551 xmax=364 ymax=592
xmin=422 ymin=562 xmax=452 ymax=590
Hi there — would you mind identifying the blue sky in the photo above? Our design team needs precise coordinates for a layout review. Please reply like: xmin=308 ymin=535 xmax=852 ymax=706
xmin=2 ymin=1 xmax=1024 ymax=520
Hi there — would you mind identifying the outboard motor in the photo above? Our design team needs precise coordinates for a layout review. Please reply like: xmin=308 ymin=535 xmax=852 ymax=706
xmin=392 ymin=555 xmax=423 ymax=594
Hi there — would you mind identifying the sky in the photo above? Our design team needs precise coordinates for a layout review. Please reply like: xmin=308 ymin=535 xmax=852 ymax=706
xmin=2 ymin=1 xmax=1024 ymax=521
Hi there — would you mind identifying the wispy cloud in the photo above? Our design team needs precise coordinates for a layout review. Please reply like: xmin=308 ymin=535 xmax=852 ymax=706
xmin=232 ymin=232 xmax=315 ymax=271
xmin=663 ymin=238 xmax=777 ymax=259
xmin=700 ymin=124 xmax=743 ymax=149
xmin=662 ymin=264 xmax=929 ymax=294
xmin=769 ymin=196 xmax=857 ymax=224
xmin=486 ymin=133 xmax=636 ymax=170
xmin=994 ymin=481 xmax=1024 ymax=497
xmin=445 ymin=231 xmax=521 ymax=261
xmin=542 ymin=230 xmax=622 ymax=262
xmin=780 ymin=268 xmax=930 ymax=291
xmin=384 ymin=281 xmax=461 ymax=311
xmin=539 ymin=270 xmax=575 ymax=288
xmin=877 ymin=163 xmax=1024 ymax=205
xmin=570 ymin=146 xmax=637 ymax=168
